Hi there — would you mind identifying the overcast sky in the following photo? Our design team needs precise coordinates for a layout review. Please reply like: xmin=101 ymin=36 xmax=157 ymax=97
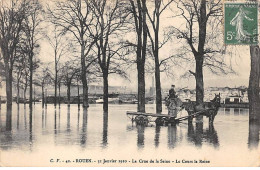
xmin=0 ymin=0 xmax=254 ymax=98
xmin=38 ymin=1 xmax=253 ymax=91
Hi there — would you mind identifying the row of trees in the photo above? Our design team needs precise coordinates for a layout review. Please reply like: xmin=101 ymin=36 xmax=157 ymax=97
xmin=2 ymin=0 xmax=255 ymax=119
xmin=0 ymin=0 xmax=42 ymax=109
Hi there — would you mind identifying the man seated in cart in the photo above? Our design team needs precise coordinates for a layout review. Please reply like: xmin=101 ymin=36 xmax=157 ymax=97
xmin=169 ymin=85 xmax=177 ymax=99
xmin=166 ymin=85 xmax=182 ymax=118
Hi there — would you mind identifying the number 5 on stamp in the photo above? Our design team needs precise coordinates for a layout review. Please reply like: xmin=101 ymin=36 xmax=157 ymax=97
xmin=224 ymin=2 xmax=258 ymax=45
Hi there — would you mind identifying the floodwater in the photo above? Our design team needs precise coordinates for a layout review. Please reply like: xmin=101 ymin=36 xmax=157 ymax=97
xmin=0 ymin=103 xmax=259 ymax=167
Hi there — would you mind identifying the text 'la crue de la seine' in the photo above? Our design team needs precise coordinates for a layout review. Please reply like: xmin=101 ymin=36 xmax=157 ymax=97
xmin=50 ymin=158 xmax=210 ymax=164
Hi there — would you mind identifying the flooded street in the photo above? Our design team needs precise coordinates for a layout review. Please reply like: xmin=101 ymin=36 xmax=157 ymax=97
xmin=0 ymin=103 xmax=259 ymax=167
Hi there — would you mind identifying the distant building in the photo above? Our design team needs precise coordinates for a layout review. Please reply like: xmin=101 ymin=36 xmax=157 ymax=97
xmin=0 ymin=78 xmax=250 ymax=103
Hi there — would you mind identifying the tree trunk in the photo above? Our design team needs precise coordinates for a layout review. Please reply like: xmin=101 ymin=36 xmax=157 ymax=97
xmin=67 ymin=83 xmax=71 ymax=106
xmin=29 ymin=55 xmax=33 ymax=109
xmin=34 ymin=84 xmax=36 ymax=105
xmin=24 ymin=75 xmax=28 ymax=105
xmin=102 ymin=111 xmax=108 ymax=147
xmin=58 ymin=82 xmax=61 ymax=106
xmin=248 ymin=119 xmax=259 ymax=149
xmin=6 ymin=107 xmax=12 ymax=131
xmin=103 ymin=71 xmax=109 ymax=112
xmin=4 ymin=62 xmax=12 ymax=108
xmin=29 ymin=107 xmax=33 ymax=143
xmin=193 ymin=0 xmax=207 ymax=121
xmin=154 ymin=3 xmax=162 ymax=114
xmin=42 ymin=84 xmax=44 ymax=108
xmin=154 ymin=62 xmax=162 ymax=113
xmin=137 ymin=62 xmax=146 ymax=112
xmin=77 ymin=80 xmax=80 ymax=108
xmin=45 ymin=89 xmax=47 ymax=107
xmin=195 ymin=56 xmax=204 ymax=120
xmin=17 ymin=81 xmax=20 ymax=104
xmin=54 ymin=60 xmax=57 ymax=107
xmin=136 ymin=0 xmax=147 ymax=113
xmin=248 ymin=45 xmax=260 ymax=122
xmin=195 ymin=57 xmax=204 ymax=105
xmin=24 ymin=89 xmax=27 ymax=105
xmin=81 ymin=44 xmax=89 ymax=108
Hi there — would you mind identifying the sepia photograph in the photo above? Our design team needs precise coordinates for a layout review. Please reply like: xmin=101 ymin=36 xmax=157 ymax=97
xmin=0 ymin=0 xmax=259 ymax=167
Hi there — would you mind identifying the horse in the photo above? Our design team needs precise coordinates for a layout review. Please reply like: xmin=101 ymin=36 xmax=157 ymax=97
xmin=183 ymin=93 xmax=221 ymax=124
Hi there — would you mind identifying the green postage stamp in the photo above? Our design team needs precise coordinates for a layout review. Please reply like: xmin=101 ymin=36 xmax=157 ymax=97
xmin=224 ymin=2 xmax=258 ymax=45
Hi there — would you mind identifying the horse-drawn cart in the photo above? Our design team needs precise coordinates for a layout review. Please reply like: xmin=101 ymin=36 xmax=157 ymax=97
xmin=126 ymin=109 xmax=213 ymax=126
xmin=126 ymin=94 xmax=221 ymax=126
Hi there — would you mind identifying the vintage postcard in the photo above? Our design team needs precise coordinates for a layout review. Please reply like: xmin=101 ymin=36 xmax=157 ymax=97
xmin=0 ymin=0 xmax=260 ymax=167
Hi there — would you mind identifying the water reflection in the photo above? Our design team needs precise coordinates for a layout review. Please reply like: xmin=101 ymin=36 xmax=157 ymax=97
xmin=24 ymin=105 xmax=27 ymax=129
xmin=224 ymin=108 xmax=230 ymax=115
xmin=240 ymin=108 xmax=248 ymax=115
xmin=0 ymin=104 xmax=258 ymax=155
xmin=42 ymin=106 xmax=48 ymax=130
xmin=248 ymin=107 xmax=260 ymax=149
xmin=42 ymin=109 xmax=44 ymax=129
xmin=223 ymin=108 xmax=249 ymax=116
xmin=54 ymin=108 xmax=57 ymax=134
xmin=6 ymin=106 xmax=12 ymax=131
xmin=187 ymin=122 xmax=219 ymax=148
xmin=3 ymin=106 xmax=13 ymax=150
xmin=195 ymin=122 xmax=203 ymax=147
xmin=137 ymin=125 xmax=145 ymax=149
xmin=29 ymin=108 xmax=33 ymax=146
xmin=154 ymin=126 xmax=161 ymax=148
xmin=234 ymin=108 xmax=239 ymax=116
xmin=67 ymin=106 xmax=71 ymax=133
xmin=167 ymin=125 xmax=177 ymax=149
xmin=44 ymin=106 xmax=47 ymax=128
xmin=58 ymin=106 xmax=61 ymax=130
xmin=248 ymin=121 xmax=259 ymax=149
xmin=80 ymin=108 xmax=88 ymax=147
xmin=206 ymin=124 xmax=219 ymax=148
xmin=77 ymin=108 xmax=80 ymax=131
xmin=0 ymin=106 xmax=2 ymax=130
xmin=102 ymin=111 xmax=108 ymax=148
xmin=17 ymin=105 xmax=20 ymax=130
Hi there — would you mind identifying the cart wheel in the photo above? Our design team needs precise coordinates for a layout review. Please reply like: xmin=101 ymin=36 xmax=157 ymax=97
xmin=168 ymin=117 xmax=176 ymax=124
xmin=163 ymin=117 xmax=170 ymax=125
xmin=135 ymin=115 xmax=149 ymax=125
xmin=155 ymin=118 xmax=164 ymax=125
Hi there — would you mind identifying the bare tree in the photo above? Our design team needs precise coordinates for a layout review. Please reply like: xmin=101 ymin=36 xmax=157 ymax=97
xmin=248 ymin=4 xmax=260 ymax=123
xmin=57 ymin=69 xmax=64 ymax=106
xmin=90 ymin=0 xmax=129 ymax=111
xmin=13 ymin=37 xmax=39 ymax=104
xmin=146 ymin=0 xmax=174 ymax=113
xmin=128 ymin=0 xmax=148 ymax=113
xmin=0 ymin=0 xmax=28 ymax=107
xmin=35 ymin=66 xmax=53 ymax=108
xmin=45 ymin=26 xmax=71 ymax=107
xmin=21 ymin=62 xmax=29 ymax=105
xmin=13 ymin=49 xmax=26 ymax=104
xmin=47 ymin=0 xmax=98 ymax=108
xmin=74 ymin=71 xmax=82 ymax=108
xmin=61 ymin=61 xmax=79 ymax=106
xmin=23 ymin=0 xmax=43 ymax=108
xmin=171 ymin=0 xmax=224 ymax=114
xmin=0 ymin=54 xmax=5 ymax=108
xmin=248 ymin=45 xmax=260 ymax=122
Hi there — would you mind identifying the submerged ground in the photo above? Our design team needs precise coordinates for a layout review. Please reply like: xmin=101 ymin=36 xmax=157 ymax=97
xmin=0 ymin=103 xmax=259 ymax=167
